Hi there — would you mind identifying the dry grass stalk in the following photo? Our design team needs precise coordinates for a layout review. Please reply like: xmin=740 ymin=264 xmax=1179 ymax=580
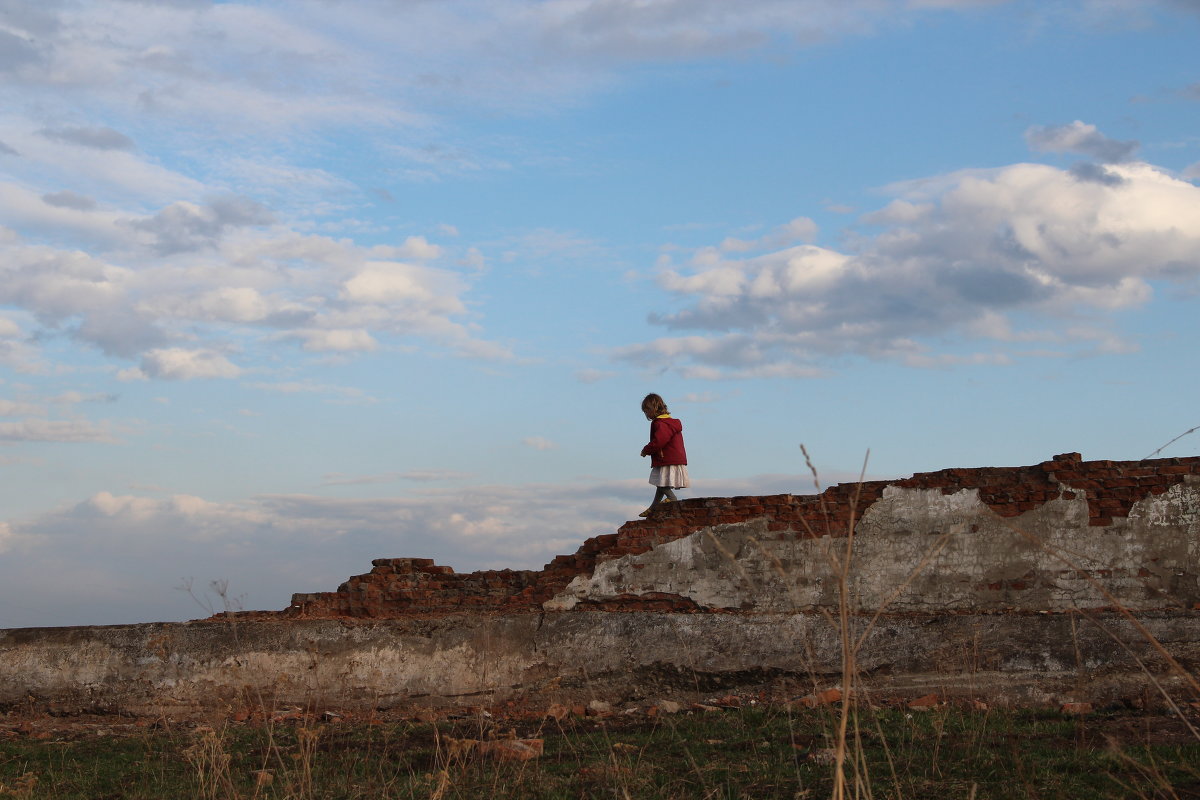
xmin=800 ymin=444 xmax=872 ymax=800
xmin=183 ymin=726 xmax=237 ymax=800
xmin=289 ymin=725 xmax=321 ymax=799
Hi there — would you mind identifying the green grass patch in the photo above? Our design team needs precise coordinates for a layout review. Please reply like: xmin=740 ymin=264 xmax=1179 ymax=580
xmin=2 ymin=707 xmax=1198 ymax=799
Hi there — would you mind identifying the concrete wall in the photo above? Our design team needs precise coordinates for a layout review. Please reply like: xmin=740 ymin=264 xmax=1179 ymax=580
xmin=2 ymin=612 xmax=1197 ymax=715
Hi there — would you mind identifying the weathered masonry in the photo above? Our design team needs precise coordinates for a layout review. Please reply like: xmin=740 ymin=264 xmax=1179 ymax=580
xmin=286 ymin=451 xmax=1200 ymax=616
xmin=2 ymin=452 xmax=1198 ymax=716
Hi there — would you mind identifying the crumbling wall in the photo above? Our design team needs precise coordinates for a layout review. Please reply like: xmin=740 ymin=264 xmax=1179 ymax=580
xmin=287 ymin=452 xmax=1200 ymax=618
xmin=2 ymin=612 xmax=1198 ymax=716
xmin=547 ymin=481 xmax=1199 ymax=613
xmin=2 ymin=451 xmax=1198 ymax=716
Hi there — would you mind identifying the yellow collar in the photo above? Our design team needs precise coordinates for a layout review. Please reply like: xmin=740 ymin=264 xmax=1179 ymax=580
xmin=656 ymin=414 xmax=671 ymax=418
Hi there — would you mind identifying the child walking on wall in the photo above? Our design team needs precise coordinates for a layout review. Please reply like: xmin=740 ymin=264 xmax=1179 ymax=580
xmin=638 ymin=393 xmax=689 ymax=517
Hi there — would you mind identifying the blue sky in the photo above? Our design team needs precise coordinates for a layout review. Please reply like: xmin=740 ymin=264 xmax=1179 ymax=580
xmin=2 ymin=0 xmax=1199 ymax=627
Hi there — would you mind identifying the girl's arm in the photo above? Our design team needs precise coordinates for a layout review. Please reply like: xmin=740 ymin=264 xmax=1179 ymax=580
xmin=641 ymin=419 xmax=672 ymax=456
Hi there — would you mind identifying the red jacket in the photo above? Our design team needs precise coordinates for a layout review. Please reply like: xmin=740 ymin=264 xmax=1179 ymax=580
xmin=641 ymin=416 xmax=687 ymax=467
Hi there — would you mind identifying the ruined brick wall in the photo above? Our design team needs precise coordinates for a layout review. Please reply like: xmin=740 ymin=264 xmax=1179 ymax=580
xmin=7 ymin=451 xmax=1200 ymax=717
xmin=283 ymin=452 xmax=1200 ymax=619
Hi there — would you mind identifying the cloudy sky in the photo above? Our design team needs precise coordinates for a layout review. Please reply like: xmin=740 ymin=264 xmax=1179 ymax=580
xmin=2 ymin=0 xmax=1199 ymax=627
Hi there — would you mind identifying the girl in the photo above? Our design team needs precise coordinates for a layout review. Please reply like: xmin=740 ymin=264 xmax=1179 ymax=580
xmin=638 ymin=393 xmax=689 ymax=517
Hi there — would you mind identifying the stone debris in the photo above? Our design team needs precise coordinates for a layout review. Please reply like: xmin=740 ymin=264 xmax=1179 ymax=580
xmin=907 ymin=693 xmax=942 ymax=711
xmin=586 ymin=699 xmax=613 ymax=717
xmin=443 ymin=736 xmax=544 ymax=762
xmin=792 ymin=688 xmax=843 ymax=708
xmin=477 ymin=738 xmax=544 ymax=762
xmin=655 ymin=700 xmax=684 ymax=715
xmin=270 ymin=706 xmax=306 ymax=723
xmin=544 ymin=703 xmax=570 ymax=721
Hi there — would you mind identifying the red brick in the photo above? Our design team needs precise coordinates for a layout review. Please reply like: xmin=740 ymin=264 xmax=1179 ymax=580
xmin=908 ymin=693 xmax=941 ymax=710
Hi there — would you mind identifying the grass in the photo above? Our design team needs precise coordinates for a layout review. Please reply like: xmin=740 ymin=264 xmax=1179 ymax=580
xmin=2 ymin=704 xmax=1200 ymax=799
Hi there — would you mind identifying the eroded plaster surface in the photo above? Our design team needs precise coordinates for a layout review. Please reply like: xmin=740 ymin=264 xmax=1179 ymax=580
xmin=545 ymin=480 xmax=1200 ymax=613
xmin=2 ymin=612 xmax=1197 ymax=715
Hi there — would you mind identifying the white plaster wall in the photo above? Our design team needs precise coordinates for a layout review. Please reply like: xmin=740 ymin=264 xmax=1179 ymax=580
xmin=546 ymin=480 xmax=1200 ymax=613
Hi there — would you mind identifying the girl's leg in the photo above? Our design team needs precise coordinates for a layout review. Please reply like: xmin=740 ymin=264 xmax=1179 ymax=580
xmin=663 ymin=488 xmax=678 ymax=502
xmin=640 ymin=487 xmax=671 ymax=517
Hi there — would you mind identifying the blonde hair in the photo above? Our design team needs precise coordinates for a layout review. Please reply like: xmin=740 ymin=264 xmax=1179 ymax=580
xmin=641 ymin=393 xmax=668 ymax=417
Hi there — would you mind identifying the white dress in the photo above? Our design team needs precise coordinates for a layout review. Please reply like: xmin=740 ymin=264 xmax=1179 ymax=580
xmin=649 ymin=464 xmax=690 ymax=488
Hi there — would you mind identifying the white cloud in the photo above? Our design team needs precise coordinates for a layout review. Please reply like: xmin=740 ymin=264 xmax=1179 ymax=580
xmin=619 ymin=139 xmax=1200 ymax=378
xmin=246 ymin=380 xmax=376 ymax=404
xmin=718 ymin=221 xmax=820 ymax=255
xmin=773 ymin=216 xmax=820 ymax=244
xmin=523 ymin=436 xmax=558 ymax=450
xmin=401 ymin=469 xmax=473 ymax=482
xmin=319 ymin=470 xmax=471 ymax=486
xmin=139 ymin=348 xmax=242 ymax=380
xmin=450 ymin=338 xmax=517 ymax=361
xmin=389 ymin=141 xmax=512 ymax=180
xmin=0 ymin=418 xmax=115 ymax=443
xmin=1024 ymin=120 xmax=1138 ymax=163
xmin=16 ymin=0 xmax=1147 ymax=388
xmin=214 ymin=158 xmax=359 ymax=208
xmin=0 ymin=188 xmax=503 ymax=372
xmin=907 ymin=0 xmax=1009 ymax=7
xmin=130 ymin=196 xmax=276 ymax=255
xmin=38 ymin=126 xmax=136 ymax=151
xmin=47 ymin=390 xmax=116 ymax=405
xmin=372 ymin=236 xmax=443 ymax=261
xmin=116 ymin=367 xmax=148 ymax=382
xmin=294 ymin=329 xmax=379 ymax=353
xmin=342 ymin=262 xmax=451 ymax=305
xmin=1 ymin=132 xmax=205 ymax=205
xmin=88 ymin=491 xmax=160 ymax=519
xmin=0 ymin=182 xmax=130 ymax=248
xmin=0 ymin=400 xmax=44 ymax=417
xmin=320 ymin=472 xmax=401 ymax=486
xmin=576 ymin=368 xmax=615 ymax=383
xmin=42 ymin=190 xmax=98 ymax=211
xmin=172 ymin=287 xmax=273 ymax=324
xmin=0 ymin=0 xmax=1170 ymax=155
